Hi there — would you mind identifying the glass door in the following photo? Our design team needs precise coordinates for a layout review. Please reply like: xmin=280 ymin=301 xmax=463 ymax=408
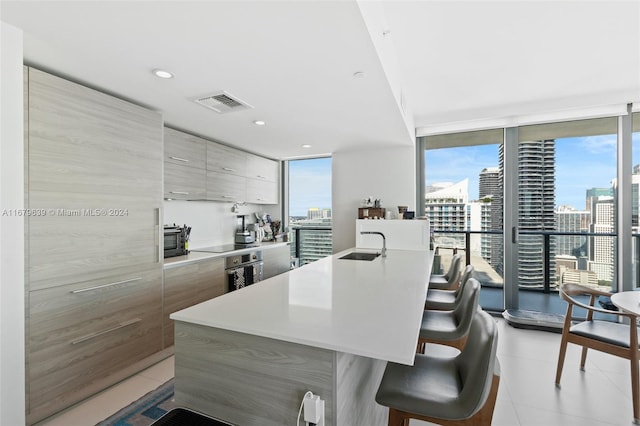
xmin=510 ymin=117 xmax=619 ymax=316
xmin=422 ymin=129 xmax=505 ymax=312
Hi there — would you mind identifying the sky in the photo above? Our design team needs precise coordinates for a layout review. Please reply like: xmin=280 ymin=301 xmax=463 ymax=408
xmin=426 ymin=133 xmax=640 ymax=210
xmin=288 ymin=157 xmax=332 ymax=216
xmin=288 ymin=132 xmax=640 ymax=217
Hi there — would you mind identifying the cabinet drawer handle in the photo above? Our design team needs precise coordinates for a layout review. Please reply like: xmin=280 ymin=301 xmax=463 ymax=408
xmin=70 ymin=277 xmax=142 ymax=294
xmin=169 ymin=191 xmax=190 ymax=195
xmin=256 ymin=175 xmax=266 ymax=179
xmin=256 ymin=198 xmax=265 ymax=201
xmin=70 ymin=318 xmax=142 ymax=345
xmin=222 ymin=195 xmax=234 ymax=199
xmin=222 ymin=167 xmax=236 ymax=172
xmin=169 ymin=156 xmax=189 ymax=163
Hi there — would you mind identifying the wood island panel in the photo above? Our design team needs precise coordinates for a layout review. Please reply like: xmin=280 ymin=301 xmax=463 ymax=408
xmin=174 ymin=321 xmax=388 ymax=426
xmin=175 ymin=321 xmax=335 ymax=426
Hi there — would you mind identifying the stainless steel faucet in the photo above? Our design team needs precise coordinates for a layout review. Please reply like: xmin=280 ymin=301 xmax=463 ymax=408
xmin=360 ymin=231 xmax=386 ymax=257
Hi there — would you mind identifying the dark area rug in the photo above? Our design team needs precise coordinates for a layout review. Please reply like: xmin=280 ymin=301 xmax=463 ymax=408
xmin=96 ymin=379 xmax=176 ymax=426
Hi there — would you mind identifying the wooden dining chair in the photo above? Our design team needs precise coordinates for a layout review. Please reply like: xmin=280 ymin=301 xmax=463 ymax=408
xmin=555 ymin=283 xmax=640 ymax=424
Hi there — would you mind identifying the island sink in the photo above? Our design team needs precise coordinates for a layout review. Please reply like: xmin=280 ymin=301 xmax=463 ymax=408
xmin=339 ymin=252 xmax=380 ymax=261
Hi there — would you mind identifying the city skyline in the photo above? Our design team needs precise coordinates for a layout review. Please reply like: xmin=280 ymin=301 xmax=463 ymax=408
xmin=288 ymin=132 xmax=640 ymax=217
xmin=426 ymin=132 xmax=640 ymax=209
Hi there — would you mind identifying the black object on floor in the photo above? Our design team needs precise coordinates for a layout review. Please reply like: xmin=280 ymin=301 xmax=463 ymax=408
xmin=151 ymin=408 xmax=235 ymax=426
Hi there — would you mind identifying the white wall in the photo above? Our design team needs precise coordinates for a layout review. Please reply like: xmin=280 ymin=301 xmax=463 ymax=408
xmin=0 ymin=21 xmax=26 ymax=426
xmin=164 ymin=201 xmax=281 ymax=248
xmin=332 ymin=145 xmax=415 ymax=252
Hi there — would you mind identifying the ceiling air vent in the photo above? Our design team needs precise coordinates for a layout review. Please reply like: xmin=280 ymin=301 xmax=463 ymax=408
xmin=194 ymin=91 xmax=254 ymax=114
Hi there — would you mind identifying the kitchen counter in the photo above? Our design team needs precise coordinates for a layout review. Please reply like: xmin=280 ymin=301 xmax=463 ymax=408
xmin=171 ymin=247 xmax=434 ymax=426
xmin=163 ymin=241 xmax=289 ymax=269
xmin=171 ymin=247 xmax=432 ymax=365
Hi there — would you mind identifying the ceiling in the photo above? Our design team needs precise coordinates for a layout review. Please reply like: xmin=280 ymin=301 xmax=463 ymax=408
xmin=2 ymin=1 xmax=639 ymax=160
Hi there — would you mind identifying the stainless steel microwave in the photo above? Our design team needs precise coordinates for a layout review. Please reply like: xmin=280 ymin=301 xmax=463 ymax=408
xmin=164 ymin=225 xmax=187 ymax=258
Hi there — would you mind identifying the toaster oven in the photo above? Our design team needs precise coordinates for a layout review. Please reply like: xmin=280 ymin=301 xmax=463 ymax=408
xmin=164 ymin=225 xmax=188 ymax=258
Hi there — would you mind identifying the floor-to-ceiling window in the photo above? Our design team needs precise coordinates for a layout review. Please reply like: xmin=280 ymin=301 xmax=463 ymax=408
xmin=422 ymin=129 xmax=504 ymax=312
xmin=633 ymin=112 xmax=640 ymax=288
xmin=420 ymin=113 xmax=631 ymax=316
xmin=287 ymin=157 xmax=332 ymax=266
xmin=518 ymin=118 xmax=618 ymax=295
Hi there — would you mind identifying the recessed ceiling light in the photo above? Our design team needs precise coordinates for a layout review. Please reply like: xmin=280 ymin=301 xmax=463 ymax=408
xmin=152 ymin=69 xmax=174 ymax=79
xmin=302 ymin=144 xmax=312 ymax=149
xmin=353 ymin=71 xmax=366 ymax=79
xmin=253 ymin=120 xmax=266 ymax=126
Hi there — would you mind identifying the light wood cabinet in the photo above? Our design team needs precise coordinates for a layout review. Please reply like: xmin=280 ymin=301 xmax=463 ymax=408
xmin=164 ymin=127 xmax=207 ymax=169
xmin=246 ymin=153 xmax=279 ymax=182
xmin=206 ymin=170 xmax=246 ymax=202
xmin=163 ymin=258 xmax=225 ymax=347
xmin=164 ymin=128 xmax=207 ymax=200
xmin=164 ymin=128 xmax=279 ymax=204
xmin=206 ymin=141 xmax=246 ymax=176
xmin=25 ymin=67 xmax=164 ymax=424
xmin=28 ymin=267 xmax=162 ymax=416
xmin=165 ymin=162 xmax=206 ymax=200
xmin=246 ymin=178 xmax=278 ymax=204
xmin=263 ymin=245 xmax=291 ymax=280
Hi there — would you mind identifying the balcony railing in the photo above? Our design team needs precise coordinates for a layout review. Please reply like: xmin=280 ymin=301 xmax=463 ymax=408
xmin=433 ymin=229 xmax=625 ymax=293
xmin=288 ymin=226 xmax=635 ymax=292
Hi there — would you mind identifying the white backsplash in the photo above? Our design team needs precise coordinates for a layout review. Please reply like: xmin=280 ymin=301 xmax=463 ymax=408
xmin=163 ymin=200 xmax=281 ymax=249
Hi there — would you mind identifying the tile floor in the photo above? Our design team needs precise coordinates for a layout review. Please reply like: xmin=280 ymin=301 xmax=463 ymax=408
xmin=37 ymin=318 xmax=637 ymax=426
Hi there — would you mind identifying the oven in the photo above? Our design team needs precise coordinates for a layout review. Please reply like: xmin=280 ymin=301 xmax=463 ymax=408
xmin=226 ymin=250 xmax=263 ymax=292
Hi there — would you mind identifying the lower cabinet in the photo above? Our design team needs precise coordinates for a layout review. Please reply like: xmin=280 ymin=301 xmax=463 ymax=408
xmin=263 ymin=244 xmax=291 ymax=280
xmin=27 ymin=266 xmax=163 ymax=423
xmin=163 ymin=258 xmax=225 ymax=347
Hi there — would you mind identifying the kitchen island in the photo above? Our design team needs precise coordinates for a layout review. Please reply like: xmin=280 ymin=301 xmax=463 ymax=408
xmin=171 ymin=247 xmax=433 ymax=426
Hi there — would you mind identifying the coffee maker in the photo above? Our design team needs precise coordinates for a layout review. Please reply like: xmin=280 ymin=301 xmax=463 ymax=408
xmin=235 ymin=215 xmax=255 ymax=245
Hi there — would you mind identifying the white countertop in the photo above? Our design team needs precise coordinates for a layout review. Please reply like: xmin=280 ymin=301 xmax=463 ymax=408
xmin=171 ymin=248 xmax=433 ymax=365
xmin=163 ymin=241 xmax=289 ymax=269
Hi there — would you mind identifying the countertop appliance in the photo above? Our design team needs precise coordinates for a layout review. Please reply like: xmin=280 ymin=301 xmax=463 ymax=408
xmin=164 ymin=224 xmax=189 ymax=258
xmin=225 ymin=249 xmax=263 ymax=292
xmin=235 ymin=214 xmax=254 ymax=245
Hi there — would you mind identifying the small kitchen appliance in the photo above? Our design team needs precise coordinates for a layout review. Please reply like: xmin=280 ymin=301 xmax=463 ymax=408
xmin=235 ymin=215 xmax=255 ymax=245
xmin=164 ymin=224 xmax=190 ymax=258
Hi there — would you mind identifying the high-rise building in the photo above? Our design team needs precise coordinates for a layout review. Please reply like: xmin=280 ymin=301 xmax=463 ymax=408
xmin=497 ymin=140 xmax=557 ymax=287
xmin=556 ymin=206 xmax=589 ymax=259
xmin=479 ymin=167 xmax=500 ymax=199
xmin=425 ymin=179 xmax=468 ymax=248
xmin=291 ymin=217 xmax=333 ymax=266
xmin=307 ymin=208 xmax=321 ymax=220
xmin=588 ymin=195 xmax=615 ymax=282
xmin=478 ymin=167 xmax=501 ymax=266
xmin=633 ymin=165 xmax=640 ymax=230
xmin=467 ymin=199 xmax=493 ymax=263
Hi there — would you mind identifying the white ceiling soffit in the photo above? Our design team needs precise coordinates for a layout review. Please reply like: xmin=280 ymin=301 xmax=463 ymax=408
xmin=3 ymin=1 xmax=640 ymax=155
xmin=417 ymin=103 xmax=631 ymax=137
xmin=382 ymin=0 xmax=640 ymax=137
xmin=0 ymin=1 xmax=413 ymax=160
